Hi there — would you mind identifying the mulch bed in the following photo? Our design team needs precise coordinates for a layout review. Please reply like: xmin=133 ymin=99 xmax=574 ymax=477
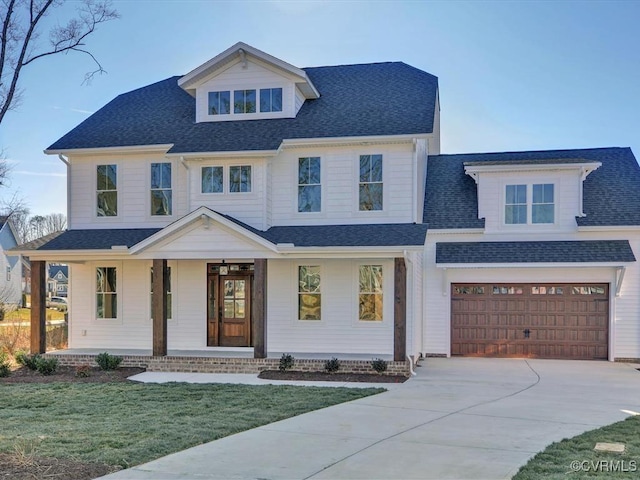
xmin=258 ymin=370 xmax=408 ymax=383
xmin=0 ymin=452 xmax=121 ymax=480
xmin=0 ymin=366 xmax=145 ymax=384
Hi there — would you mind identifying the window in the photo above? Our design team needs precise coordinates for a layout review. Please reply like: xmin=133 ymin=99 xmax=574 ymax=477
xmin=359 ymin=265 xmax=383 ymax=321
xmin=151 ymin=163 xmax=172 ymax=215
xmin=298 ymin=266 xmax=321 ymax=320
xmin=532 ymin=184 xmax=554 ymax=224
xmin=202 ymin=166 xmax=223 ymax=193
xmin=208 ymin=91 xmax=230 ymax=115
xmin=229 ymin=165 xmax=251 ymax=193
xmin=150 ymin=266 xmax=172 ymax=320
xmin=298 ymin=157 xmax=321 ymax=212
xmin=97 ymin=164 xmax=117 ymax=217
xmin=260 ymin=88 xmax=283 ymax=112
xmin=96 ymin=267 xmax=117 ymax=319
xmin=234 ymin=89 xmax=256 ymax=114
xmin=505 ymin=185 xmax=526 ymax=224
xmin=359 ymin=154 xmax=383 ymax=211
xmin=505 ymin=183 xmax=554 ymax=225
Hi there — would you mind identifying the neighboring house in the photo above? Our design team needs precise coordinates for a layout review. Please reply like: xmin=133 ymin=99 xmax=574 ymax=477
xmin=15 ymin=42 xmax=640 ymax=363
xmin=0 ymin=216 xmax=23 ymax=308
xmin=47 ymin=265 xmax=68 ymax=297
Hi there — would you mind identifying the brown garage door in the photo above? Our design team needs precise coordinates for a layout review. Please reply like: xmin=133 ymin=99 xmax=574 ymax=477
xmin=451 ymin=283 xmax=608 ymax=359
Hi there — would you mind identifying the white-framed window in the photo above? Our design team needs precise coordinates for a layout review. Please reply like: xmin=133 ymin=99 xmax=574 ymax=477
xmin=208 ymin=91 xmax=230 ymax=115
xmin=298 ymin=265 xmax=321 ymax=321
xmin=151 ymin=162 xmax=172 ymax=216
xmin=505 ymin=183 xmax=554 ymax=225
xmin=150 ymin=266 xmax=172 ymax=321
xmin=96 ymin=267 xmax=117 ymax=319
xmin=358 ymin=265 xmax=383 ymax=321
xmin=201 ymin=166 xmax=224 ymax=194
xmin=97 ymin=164 xmax=117 ymax=217
xmin=260 ymin=88 xmax=283 ymax=112
xmin=229 ymin=165 xmax=251 ymax=193
xmin=234 ymin=89 xmax=256 ymax=114
xmin=359 ymin=154 xmax=383 ymax=211
xmin=298 ymin=157 xmax=321 ymax=212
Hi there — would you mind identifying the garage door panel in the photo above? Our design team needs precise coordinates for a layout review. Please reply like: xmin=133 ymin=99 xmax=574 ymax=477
xmin=451 ymin=283 xmax=608 ymax=360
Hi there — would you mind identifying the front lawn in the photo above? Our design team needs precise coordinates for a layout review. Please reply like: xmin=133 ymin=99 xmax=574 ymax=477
xmin=0 ymin=382 xmax=382 ymax=469
xmin=513 ymin=415 xmax=640 ymax=479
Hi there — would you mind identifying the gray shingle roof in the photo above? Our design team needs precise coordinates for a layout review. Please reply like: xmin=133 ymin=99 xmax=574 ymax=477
xmin=424 ymin=147 xmax=640 ymax=228
xmin=436 ymin=240 xmax=636 ymax=264
xmin=25 ymin=222 xmax=427 ymax=251
xmin=47 ymin=62 xmax=438 ymax=153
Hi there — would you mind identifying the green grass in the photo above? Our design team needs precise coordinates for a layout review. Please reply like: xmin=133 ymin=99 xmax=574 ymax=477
xmin=513 ymin=415 xmax=640 ymax=479
xmin=0 ymin=382 xmax=383 ymax=468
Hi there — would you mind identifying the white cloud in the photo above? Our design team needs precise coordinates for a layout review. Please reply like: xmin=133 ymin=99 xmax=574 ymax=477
xmin=13 ymin=170 xmax=66 ymax=178
xmin=51 ymin=105 xmax=94 ymax=115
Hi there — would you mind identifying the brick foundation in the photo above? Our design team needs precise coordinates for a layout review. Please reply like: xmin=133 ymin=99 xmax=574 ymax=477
xmin=45 ymin=354 xmax=410 ymax=376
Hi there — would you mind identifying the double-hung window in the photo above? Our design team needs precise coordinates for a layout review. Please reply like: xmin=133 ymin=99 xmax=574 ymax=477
xmin=298 ymin=157 xmax=321 ymax=212
xmin=298 ymin=266 xmax=321 ymax=320
xmin=97 ymin=164 xmax=117 ymax=217
xmin=202 ymin=166 xmax=224 ymax=193
xmin=359 ymin=154 xmax=383 ymax=211
xmin=151 ymin=163 xmax=172 ymax=216
xmin=230 ymin=165 xmax=251 ymax=193
xmin=234 ymin=90 xmax=256 ymax=113
xmin=208 ymin=91 xmax=230 ymax=115
xmin=96 ymin=267 xmax=117 ymax=319
xmin=260 ymin=88 xmax=282 ymax=112
xmin=358 ymin=265 xmax=383 ymax=321
xmin=505 ymin=183 xmax=554 ymax=224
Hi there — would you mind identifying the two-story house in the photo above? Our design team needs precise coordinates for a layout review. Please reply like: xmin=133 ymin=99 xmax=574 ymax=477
xmin=17 ymin=42 xmax=640 ymax=369
xmin=48 ymin=264 xmax=68 ymax=297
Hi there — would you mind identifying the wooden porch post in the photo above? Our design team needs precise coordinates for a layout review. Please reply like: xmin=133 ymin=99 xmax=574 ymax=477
xmin=30 ymin=260 xmax=47 ymax=354
xmin=394 ymin=257 xmax=407 ymax=362
xmin=152 ymin=259 xmax=168 ymax=356
xmin=253 ymin=258 xmax=267 ymax=358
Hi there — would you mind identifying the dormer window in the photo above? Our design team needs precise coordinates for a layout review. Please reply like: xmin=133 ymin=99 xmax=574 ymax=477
xmin=260 ymin=88 xmax=282 ymax=112
xmin=208 ymin=91 xmax=230 ymax=115
xmin=505 ymin=183 xmax=554 ymax=225
xmin=234 ymin=90 xmax=256 ymax=114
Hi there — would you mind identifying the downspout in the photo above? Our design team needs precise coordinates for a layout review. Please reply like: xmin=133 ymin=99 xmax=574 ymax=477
xmin=58 ymin=154 xmax=70 ymax=227
xmin=403 ymin=250 xmax=417 ymax=376
xmin=179 ymin=156 xmax=190 ymax=214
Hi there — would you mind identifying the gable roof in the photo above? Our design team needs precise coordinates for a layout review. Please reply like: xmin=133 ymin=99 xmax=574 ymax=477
xmin=46 ymin=62 xmax=438 ymax=154
xmin=424 ymin=147 xmax=640 ymax=229
xmin=48 ymin=265 xmax=68 ymax=279
xmin=436 ymin=240 xmax=636 ymax=264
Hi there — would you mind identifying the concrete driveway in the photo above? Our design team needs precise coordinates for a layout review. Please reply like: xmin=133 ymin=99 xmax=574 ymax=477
xmin=101 ymin=358 xmax=640 ymax=480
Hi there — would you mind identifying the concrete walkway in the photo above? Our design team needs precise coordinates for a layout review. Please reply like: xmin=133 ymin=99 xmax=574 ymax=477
xmin=100 ymin=358 xmax=640 ymax=480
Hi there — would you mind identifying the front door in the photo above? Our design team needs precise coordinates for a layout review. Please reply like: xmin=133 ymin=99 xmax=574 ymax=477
xmin=207 ymin=266 xmax=252 ymax=347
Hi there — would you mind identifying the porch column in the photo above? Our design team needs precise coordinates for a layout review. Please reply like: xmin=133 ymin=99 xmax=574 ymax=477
xmin=152 ymin=259 xmax=168 ymax=357
xmin=253 ymin=258 xmax=267 ymax=358
xmin=394 ymin=257 xmax=407 ymax=362
xmin=30 ymin=260 xmax=47 ymax=354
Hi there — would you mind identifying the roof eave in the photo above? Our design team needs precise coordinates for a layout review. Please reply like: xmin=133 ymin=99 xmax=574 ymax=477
xmin=44 ymin=144 xmax=174 ymax=156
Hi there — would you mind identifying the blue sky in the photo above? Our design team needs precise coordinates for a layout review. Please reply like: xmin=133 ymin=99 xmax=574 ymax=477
xmin=1 ymin=0 xmax=638 ymax=216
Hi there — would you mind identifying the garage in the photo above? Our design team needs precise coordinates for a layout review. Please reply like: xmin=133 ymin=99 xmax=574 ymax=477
xmin=451 ymin=283 xmax=608 ymax=359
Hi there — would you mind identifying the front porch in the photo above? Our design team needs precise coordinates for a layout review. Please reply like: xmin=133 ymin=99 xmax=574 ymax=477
xmin=45 ymin=348 xmax=410 ymax=375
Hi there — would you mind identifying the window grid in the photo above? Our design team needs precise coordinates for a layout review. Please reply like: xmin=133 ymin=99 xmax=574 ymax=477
xmin=97 ymin=164 xmax=117 ymax=217
xmin=505 ymin=184 xmax=527 ymax=224
xmin=208 ymin=91 xmax=230 ymax=115
xmin=151 ymin=163 xmax=172 ymax=216
xmin=359 ymin=155 xmax=383 ymax=211
xmin=229 ymin=165 xmax=251 ymax=193
xmin=532 ymin=184 xmax=554 ymax=224
xmin=298 ymin=157 xmax=321 ymax=212
xmin=260 ymin=88 xmax=283 ymax=112
xmin=298 ymin=266 xmax=321 ymax=320
xmin=96 ymin=267 xmax=117 ymax=319
xmin=234 ymin=90 xmax=256 ymax=114
xmin=201 ymin=166 xmax=224 ymax=193
xmin=358 ymin=265 xmax=383 ymax=321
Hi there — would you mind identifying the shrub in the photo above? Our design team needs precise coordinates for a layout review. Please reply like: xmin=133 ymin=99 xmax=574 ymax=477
xmin=75 ymin=365 xmax=92 ymax=378
xmin=16 ymin=351 xmax=41 ymax=371
xmin=95 ymin=352 xmax=123 ymax=371
xmin=35 ymin=356 xmax=58 ymax=375
xmin=324 ymin=357 xmax=341 ymax=373
xmin=0 ymin=351 xmax=10 ymax=377
xmin=279 ymin=353 xmax=295 ymax=371
xmin=371 ymin=358 xmax=388 ymax=374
